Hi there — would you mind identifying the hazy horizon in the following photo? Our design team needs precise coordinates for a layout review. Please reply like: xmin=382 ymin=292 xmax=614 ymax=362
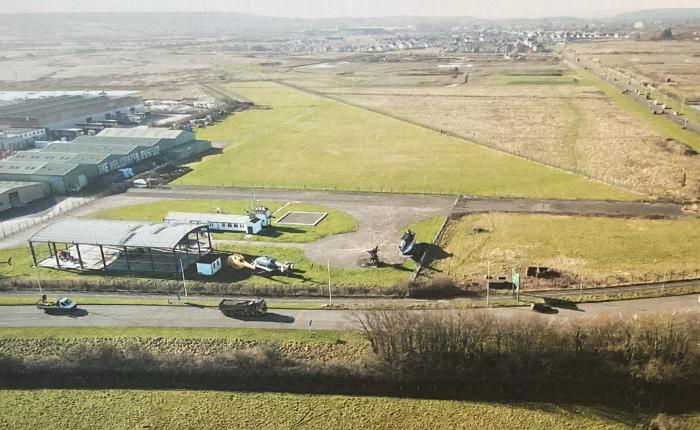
xmin=0 ymin=0 xmax=698 ymax=20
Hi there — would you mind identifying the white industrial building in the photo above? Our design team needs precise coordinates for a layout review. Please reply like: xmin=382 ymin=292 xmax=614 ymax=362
xmin=164 ymin=212 xmax=264 ymax=235
xmin=0 ymin=181 xmax=52 ymax=213
xmin=0 ymin=128 xmax=47 ymax=151
xmin=0 ymin=94 xmax=144 ymax=130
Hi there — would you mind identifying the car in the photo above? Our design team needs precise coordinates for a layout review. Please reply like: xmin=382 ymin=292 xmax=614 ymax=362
xmin=530 ymin=303 xmax=558 ymax=314
xmin=219 ymin=298 xmax=267 ymax=317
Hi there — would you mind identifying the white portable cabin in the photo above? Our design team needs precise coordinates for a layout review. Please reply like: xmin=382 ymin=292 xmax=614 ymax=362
xmin=164 ymin=211 xmax=263 ymax=234
xmin=196 ymin=254 xmax=222 ymax=276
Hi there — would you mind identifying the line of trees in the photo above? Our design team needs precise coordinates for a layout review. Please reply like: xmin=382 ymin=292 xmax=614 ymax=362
xmin=359 ymin=311 xmax=700 ymax=409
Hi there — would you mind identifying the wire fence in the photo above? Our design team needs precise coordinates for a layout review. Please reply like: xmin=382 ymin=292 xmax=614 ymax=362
xmin=0 ymin=194 xmax=102 ymax=241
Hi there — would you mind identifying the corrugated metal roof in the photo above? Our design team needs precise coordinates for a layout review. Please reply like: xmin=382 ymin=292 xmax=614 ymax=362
xmin=29 ymin=218 xmax=207 ymax=248
xmin=165 ymin=211 xmax=253 ymax=224
xmin=10 ymin=151 xmax=110 ymax=164
xmin=0 ymin=180 xmax=48 ymax=194
xmin=0 ymin=160 xmax=80 ymax=176
xmin=41 ymin=142 xmax=139 ymax=155
xmin=0 ymin=95 xmax=142 ymax=120
xmin=72 ymin=135 xmax=163 ymax=147
xmin=98 ymin=127 xmax=189 ymax=140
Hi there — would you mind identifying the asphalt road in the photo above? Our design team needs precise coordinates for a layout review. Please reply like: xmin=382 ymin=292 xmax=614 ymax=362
xmin=1 ymin=295 xmax=697 ymax=330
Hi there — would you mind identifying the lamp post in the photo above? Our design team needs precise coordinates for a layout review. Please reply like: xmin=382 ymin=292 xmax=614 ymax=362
xmin=178 ymin=257 xmax=188 ymax=299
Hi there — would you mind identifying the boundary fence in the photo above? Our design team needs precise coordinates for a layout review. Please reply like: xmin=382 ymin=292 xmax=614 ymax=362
xmin=0 ymin=194 xmax=102 ymax=241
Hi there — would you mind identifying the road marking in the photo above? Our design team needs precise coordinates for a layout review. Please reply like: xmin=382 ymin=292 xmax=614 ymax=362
xmin=272 ymin=202 xmax=291 ymax=217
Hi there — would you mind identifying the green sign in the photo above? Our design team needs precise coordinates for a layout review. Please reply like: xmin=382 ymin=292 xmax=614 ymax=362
xmin=512 ymin=268 xmax=520 ymax=291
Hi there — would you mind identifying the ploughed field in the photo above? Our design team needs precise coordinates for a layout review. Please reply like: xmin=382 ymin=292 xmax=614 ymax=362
xmin=176 ymin=81 xmax=635 ymax=201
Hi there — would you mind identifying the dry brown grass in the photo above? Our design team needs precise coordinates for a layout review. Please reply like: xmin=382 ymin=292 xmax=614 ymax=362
xmin=297 ymin=60 xmax=700 ymax=200
xmin=568 ymin=40 xmax=700 ymax=102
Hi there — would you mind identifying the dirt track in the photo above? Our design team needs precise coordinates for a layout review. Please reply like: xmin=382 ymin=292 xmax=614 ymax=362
xmin=452 ymin=196 xmax=693 ymax=219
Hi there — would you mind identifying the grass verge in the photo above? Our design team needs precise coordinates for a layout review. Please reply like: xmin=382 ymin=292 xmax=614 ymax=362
xmin=0 ymin=326 xmax=361 ymax=344
xmin=0 ymin=243 xmax=413 ymax=287
xmin=436 ymin=213 xmax=700 ymax=284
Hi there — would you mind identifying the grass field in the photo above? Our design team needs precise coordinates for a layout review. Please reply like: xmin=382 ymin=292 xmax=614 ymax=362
xmin=88 ymin=199 xmax=358 ymax=244
xmin=0 ymin=243 xmax=412 ymax=287
xmin=216 ymin=244 xmax=414 ymax=286
xmin=309 ymin=60 xmax=699 ymax=201
xmin=405 ymin=215 xmax=446 ymax=243
xmin=435 ymin=214 xmax=700 ymax=284
xmin=566 ymin=41 xmax=700 ymax=124
xmin=176 ymin=81 xmax=636 ymax=200
xmin=0 ymin=389 xmax=658 ymax=430
xmin=576 ymin=67 xmax=700 ymax=152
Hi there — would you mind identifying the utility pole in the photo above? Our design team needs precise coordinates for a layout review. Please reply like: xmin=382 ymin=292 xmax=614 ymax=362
xmin=327 ymin=259 xmax=332 ymax=306
xmin=579 ymin=281 xmax=583 ymax=300
xmin=486 ymin=261 xmax=490 ymax=307
xmin=662 ymin=270 xmax=667 ymax=294
xmin=178 ymin=258 xmax=188 ymax=298
xmin=681 ymin=94 xmax=686 ymax=115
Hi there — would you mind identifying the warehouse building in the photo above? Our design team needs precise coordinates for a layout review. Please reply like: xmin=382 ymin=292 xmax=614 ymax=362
xmin=42 ymin=140 xmax=160 ymax=176
xmin=28 ymin=218 xmax=212 ymax=274
xmin=0 ymin=127 xmax=210 ymax=194
xmin=0 ymin=128 xmax=47 ymax=151
xmin=98 ymin=127 xmax=194 ymax=146
xmin=0 ymin=160 xmax=92 ymax=194
xmin=0 ymin=181 xmax=51 ymax=213
xmin=0 ymin=94 xmax=144 ymax=130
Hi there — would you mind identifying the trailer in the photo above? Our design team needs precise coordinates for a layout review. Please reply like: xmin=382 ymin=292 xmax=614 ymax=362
xmin=218 ymin=298 xmax=267 ymax=317
xmin=36 ymin=296 xmax=77 ymax=314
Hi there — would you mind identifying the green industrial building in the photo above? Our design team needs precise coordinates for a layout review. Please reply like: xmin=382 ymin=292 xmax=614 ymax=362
xmin=0 ymin=127 xmax=211 ymax=194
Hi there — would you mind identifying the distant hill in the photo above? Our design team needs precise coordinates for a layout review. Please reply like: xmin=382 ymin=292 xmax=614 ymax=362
xmin=614 ymin=8 xmax=700 ymax=22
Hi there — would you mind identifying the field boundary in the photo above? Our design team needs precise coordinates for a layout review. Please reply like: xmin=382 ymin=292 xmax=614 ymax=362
xmin=411 ymin=215 xmax=451 ymax=282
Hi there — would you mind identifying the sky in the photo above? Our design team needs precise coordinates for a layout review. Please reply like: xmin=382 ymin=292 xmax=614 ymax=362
xmin=0 ymin=0 xmax=697 ymax=19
